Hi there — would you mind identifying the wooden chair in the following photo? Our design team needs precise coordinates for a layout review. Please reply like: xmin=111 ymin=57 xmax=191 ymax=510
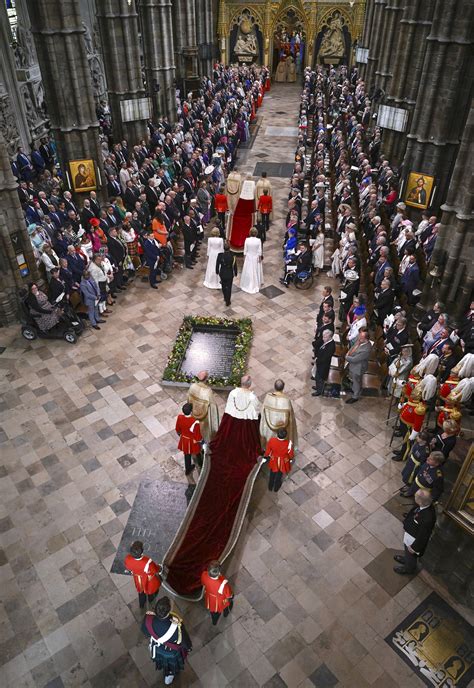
xmin=362 ymin=373 xmax=384 ymax=396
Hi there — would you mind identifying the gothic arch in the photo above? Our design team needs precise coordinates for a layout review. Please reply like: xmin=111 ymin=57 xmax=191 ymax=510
xmin=319 ymin=7 xmax=353 ymax=36
xmin=271 ymin=3 xmax=309 ymax=34
xmin=228 ymin=6 xmax=264 ymax=33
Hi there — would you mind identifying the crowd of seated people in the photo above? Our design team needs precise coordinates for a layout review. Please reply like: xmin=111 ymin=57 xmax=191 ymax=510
xmin=298 ymin=64 xmax=473 ymax=421
xmin=13 ymin=63 xmax=270 ymax=332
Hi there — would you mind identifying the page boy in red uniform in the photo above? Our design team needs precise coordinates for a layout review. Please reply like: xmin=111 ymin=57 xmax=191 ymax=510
xmin=124 ymin=540 xmax=162 ymax=608
xmin=175 ymin=402 xmax=203 ymax=475
xmin=265 ymin=427 xmax=295 ymax=492
xmin=258 ymin=189 xmax=273 ymax=239
xmin=200 ymin=561 xmax=234 ymax=625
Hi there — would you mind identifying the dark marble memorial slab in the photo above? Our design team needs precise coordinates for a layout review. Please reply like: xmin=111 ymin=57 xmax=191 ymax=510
xmin=260 ymin=285 xmax=285 ymax=299
xmin=253 ymin=162 xmax=296 ymax=178
xmin=180 ymin=325 xmax=240 ymax=379
xmin=111 ymin=479 xmax=194 ymax=575
xmin=385 ymin=592 xmax=474 ymax=687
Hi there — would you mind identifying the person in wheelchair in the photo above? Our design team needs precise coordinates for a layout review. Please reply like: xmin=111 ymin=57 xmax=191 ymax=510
xmin=280 ymin=243 xmax=312 ymax=287
xmin=26 ymin=282 xmax=64 ymax=332
xmin=26 ymin=282 xmax=82 ymax=334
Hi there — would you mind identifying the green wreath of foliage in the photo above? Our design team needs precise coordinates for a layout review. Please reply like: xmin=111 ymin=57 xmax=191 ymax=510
xmin=163 ymin=316 xmax=253 ymax=387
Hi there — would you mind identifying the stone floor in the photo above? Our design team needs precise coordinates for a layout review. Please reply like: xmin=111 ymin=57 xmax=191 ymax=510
xmin=0 ymin=84 xmax=472 ymax=688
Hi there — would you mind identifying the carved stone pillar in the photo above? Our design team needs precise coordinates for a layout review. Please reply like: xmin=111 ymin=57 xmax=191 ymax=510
xmin=420 ymin=100 xmax=474 ymax=320
xmin=79 ymin=0 xmax=108 ymax=106
xmin=0 ymin=133 xmax=42 ymax=324
xmin=402 ymin=0 xmax=474 ymax=211
xmin=26 ymin=0 xmax=105 ymax=199
xmin=97 ymin=0 xmax=149 ymax=143
xmin=139 ymin=0 xmax=177 ymax=122
xmin=364 ymin=0 xmax=386 ymax=89
xmin=382 ymin=0 xmax=435 ymax=165
xmin=0 ymin=2 xmax=30 ymax=154
xmin=196 ymin=0 xmax=215 ymax=77
xmin=373 ymin=0 xmax=403 ymax=94
xmin=358 ymin=0 xmax=375 ymax=81
xmin=11 ymin=0 xmax=49 ymax=144
xmin=173 ymin=0 xmax=200 ymax=88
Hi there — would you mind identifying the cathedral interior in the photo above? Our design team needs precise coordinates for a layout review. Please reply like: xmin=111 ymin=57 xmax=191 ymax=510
xmin=0 ymin=0 xmax=473 ymax=687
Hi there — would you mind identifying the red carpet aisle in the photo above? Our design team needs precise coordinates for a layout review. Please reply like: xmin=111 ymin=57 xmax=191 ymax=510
xmin=164 ymin=415 xmax=262 ymax=597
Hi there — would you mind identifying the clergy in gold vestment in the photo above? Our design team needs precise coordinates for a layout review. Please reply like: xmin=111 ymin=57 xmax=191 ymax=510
xmin=260 ymin=379 xmax=298 ymax=450
xmin=187 ymin=371 xmax=219 ymax=444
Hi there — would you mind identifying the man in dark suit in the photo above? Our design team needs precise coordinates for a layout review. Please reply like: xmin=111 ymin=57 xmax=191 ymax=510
xmin=89 ymin=191 xmax=101 ymax=218
xmin=66 ymin=245 xmax=85 ymax=283
xmin=107 ymin=227 xmax=126 ymax=289
xmin=317 ymin=286 xmax=334 ymax=322
xmin=312 ymin=330 xmax=336 ymax=396
xmin=107 ymin=174 xmax=122 ymax=199
xmin=124 ymin=181 xmax=139 ymax=211
xmin=216 ymin=242 xmax=237 ymax=306
xmin=142 ymin=230 xmax=162 ymax=289
xmin=385 ymin=316 xmax=409 ymax=364
xmin=374 ymin=279 xmax=395 ymax=324
xmin=401 ymin=255 xmax=420 ymax=305
xmin=394 ymin=489 xmax=436 ymax=575
xmin=145 ymin=179 xmax=160 ymax=213
xmin=181 ymin=215 xmax=197 ymax=269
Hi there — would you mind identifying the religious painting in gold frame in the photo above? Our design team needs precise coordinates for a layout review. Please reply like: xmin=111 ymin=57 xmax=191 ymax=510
xmin=445 ymin=445 xmax=474 ymax=535
xmin=404 ymin=171 xmax=435 ymax=209
xmin=69 ymin=159 xmax=97 ymax=193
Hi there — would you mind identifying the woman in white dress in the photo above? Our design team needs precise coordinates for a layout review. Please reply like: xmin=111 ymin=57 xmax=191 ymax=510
xmin=311 ymin=230 xmax=325 ymax=275
xmin=203 ymin=227 xmax=224 ymax=289
xmin=240 ymin=227 xmax=263 ymax=294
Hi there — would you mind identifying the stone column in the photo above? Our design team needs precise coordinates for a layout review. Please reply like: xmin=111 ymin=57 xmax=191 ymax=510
xmin=381 ymin=0 xmax=435 ymax=165
xmin=364 ymin=0 xmax=386 ymax=89
xmin=26 ymin=0 xmax=105 ymax=199
xmin=11 ymin=0 xmax=49 ymax=143
xmin=0 ymin=1 xmax=30 ymax=155
xmin=402 ymin=0 xmax=474 ymax=211
xmin=79 ymin=0 xmax=108 ymax=106
xmin=173 ymin=0 xmax=200 ymax=89
xmin=139 ymin=0 xmax=177 ymax=122
xmin=420 ymin=101 xmax=474 ymax=321
xmin=358 ymin=0 xmax=375 ymax=81
xmin=373 ymin=0 xmax=403 ymax=95
xmin=196 ymin=0 xmax=215 ymax=77
xmin=96 ymin=0 xmax=149 ymax=143
xmin=0 ymin=133 xmax=42 ymax=324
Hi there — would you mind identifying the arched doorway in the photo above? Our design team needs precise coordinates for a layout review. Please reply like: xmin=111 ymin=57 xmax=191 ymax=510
xmin=271 ymin=8 xmax=306 ymax=80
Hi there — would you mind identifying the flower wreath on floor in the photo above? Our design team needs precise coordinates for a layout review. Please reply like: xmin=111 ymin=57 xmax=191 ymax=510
xmin=163 ymin=316 xmax=253 ymax=388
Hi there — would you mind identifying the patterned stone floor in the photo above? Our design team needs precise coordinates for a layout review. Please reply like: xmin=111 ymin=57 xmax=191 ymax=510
xmin=0 ymin=84 xmax=471 ymax=688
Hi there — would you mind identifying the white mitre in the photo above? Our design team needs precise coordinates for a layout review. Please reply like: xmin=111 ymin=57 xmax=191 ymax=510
xmin=225 ymin=386 xmax=260 ymax=420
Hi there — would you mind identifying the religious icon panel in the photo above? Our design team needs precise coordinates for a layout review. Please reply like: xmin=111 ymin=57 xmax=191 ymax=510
xmin=405 ymin=171 xmax=435 ymax=209
xmin=69 ymin=159 xmax=97 ymax=193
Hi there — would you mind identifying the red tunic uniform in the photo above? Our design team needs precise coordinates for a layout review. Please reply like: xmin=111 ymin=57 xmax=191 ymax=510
xmin=439 ymin=376 xmax=459 ymax=401
xmin=258 ymin=195 xmax=273 ymax=215
xmin=200 ymin=571 xmax=233 ymax=613
xmin=214 ymin=193 xmax=229 ymax=213
xmin=124 ymin=554 xmax=161 ymax=595
xmin=265 ymin=437 xmax=295 ymax=474
xmin=436 ymin=404 xmax=461 ymax=430
xmin=400 ymin=399 xmax=426 ymax=432
xmin=176 ymin=414 xmax=203 ymax=454
xmin=402 ymin=373 xmax=420 ymax=400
